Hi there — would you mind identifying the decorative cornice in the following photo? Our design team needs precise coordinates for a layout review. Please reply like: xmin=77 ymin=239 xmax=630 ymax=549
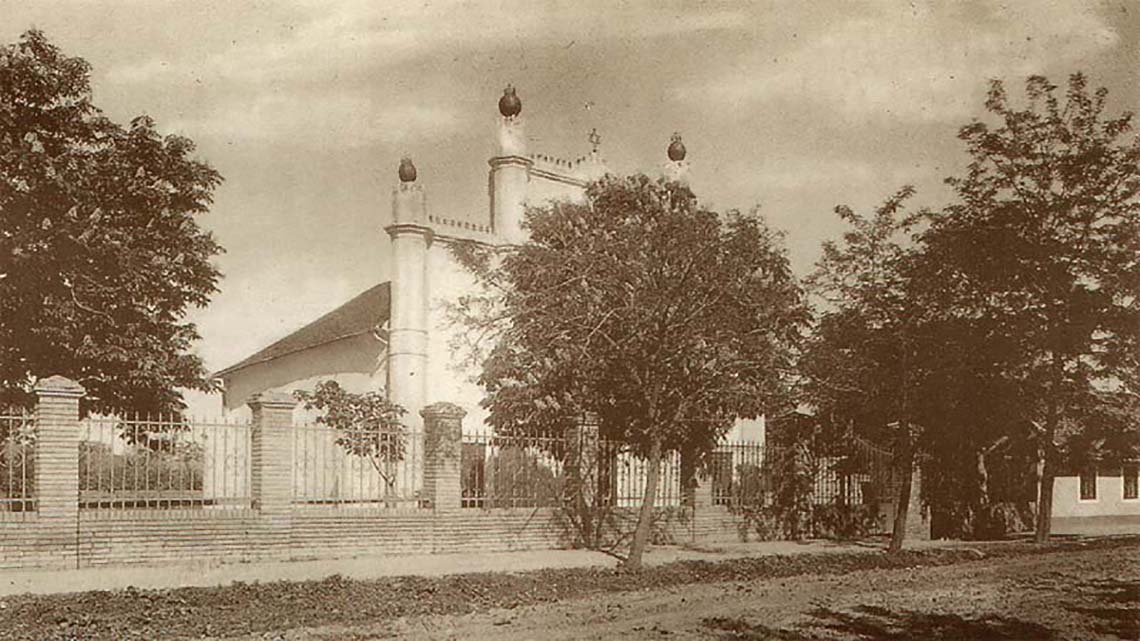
xmin=248 ymin=390 xmax=297 ymax=410
xmin=33 ymin=375 xmax=86 ymax=398
xmin=421 ymin=401 xmax=467 ymax=419
xmin=384 ymin=222 xmax=435 ymax=240
xmin=488 ymin=155 xmax=534 ymax=169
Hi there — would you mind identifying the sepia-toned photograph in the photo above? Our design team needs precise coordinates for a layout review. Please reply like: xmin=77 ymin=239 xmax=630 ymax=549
xmin=0 ymin=1 xmax=1137 ymax=639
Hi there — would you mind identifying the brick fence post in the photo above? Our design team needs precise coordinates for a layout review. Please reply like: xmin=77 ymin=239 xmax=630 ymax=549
xmin=249 ymin=392 xmax=295 ymax=558
xmin=421 ymin=402 xmax=465 ymax=511
xmin=249 ymin=392 xmax=296 ymax=513
xmin=33 ymin=375 xmax=85 ymax=569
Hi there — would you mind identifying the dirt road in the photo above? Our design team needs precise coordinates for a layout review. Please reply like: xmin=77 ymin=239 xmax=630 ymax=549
xmin=279 ymin=543 xmax=1136 ymax=641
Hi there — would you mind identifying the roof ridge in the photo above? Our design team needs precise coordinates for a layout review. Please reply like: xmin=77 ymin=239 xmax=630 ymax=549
xmin=213 ymin=282 xmax=391 ymax=378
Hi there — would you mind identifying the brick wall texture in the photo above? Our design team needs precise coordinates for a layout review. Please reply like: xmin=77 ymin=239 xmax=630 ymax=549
xmin=0 ymin=505 xmax=754 ymax=569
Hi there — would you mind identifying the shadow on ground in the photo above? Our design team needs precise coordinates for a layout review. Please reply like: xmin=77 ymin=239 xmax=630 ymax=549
xmin=702 ymin=605 xmax=1057 ymax=640
xmin=1065 ymin=577 xmax=1139 ymax=639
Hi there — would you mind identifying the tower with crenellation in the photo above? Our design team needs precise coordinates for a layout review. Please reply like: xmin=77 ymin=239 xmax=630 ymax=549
xmin=218 ymin=85 xmax=693 ymax=437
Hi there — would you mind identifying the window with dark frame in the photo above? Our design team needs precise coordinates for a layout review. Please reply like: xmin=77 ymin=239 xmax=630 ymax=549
xmin=1124 ymin=462 xmax=1138 ymax=501
xmin=1079 ymin=467 xmax=1097 ymax=501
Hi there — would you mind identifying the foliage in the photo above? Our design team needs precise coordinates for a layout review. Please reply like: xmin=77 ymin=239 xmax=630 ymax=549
xmin=802 ymin=186 xmax=922 ymax=434
xmin=810 ymin=503 xmax=882 ymax=539
xmin=453 ymin=174 xmax=805 ymax=567
xmin=294 ymin=381 xmax=407 ymax=490
xmin=484 ymin=445 xmax=563 ymax=508
xmin=918 ymin=73 xmax=1140 ymax=541
xmin=800 ymin=186 xmax=931 ymax=551
xmin=0 ymin=30 xmax=223 ymax=414
xmin=78 ymin=439 xmax=204 ymax=503
xmin=767 ymin=444 xmax=815 ymax=540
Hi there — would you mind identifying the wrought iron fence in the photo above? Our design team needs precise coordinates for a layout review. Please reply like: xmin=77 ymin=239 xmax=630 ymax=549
xmin=461 ymin=430 xmax=566 ymax=508
xmin=0 ymin=410 xmax=35 ymax=513
xmin=609 ymin=443 xmax=683 ymax=508
xmin=292 ymin=422 xmax=422 ymax=507
xmin=79 ymin=414 xmax=251 ymax=509
xmin=460 ymin=430 xmax=684 ymax=509
xmin=710 ymin=436 xmax=896 ymax=509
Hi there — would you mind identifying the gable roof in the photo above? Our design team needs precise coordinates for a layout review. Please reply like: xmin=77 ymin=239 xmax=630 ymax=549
xmin=214 ymin=282 xmax=390 ymax=378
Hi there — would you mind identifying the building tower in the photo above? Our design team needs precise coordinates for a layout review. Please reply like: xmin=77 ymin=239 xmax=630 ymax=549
xmin=384 ymin=157 xmax=431 ymax=426
xmin=488 ymin=85 xmax=533 ymax=245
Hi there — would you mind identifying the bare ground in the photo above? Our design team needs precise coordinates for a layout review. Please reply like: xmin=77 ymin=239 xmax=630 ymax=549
xmin=1 ymin=539 xmax=1134 ymax=640
xmin=272 ymin=541 xmax=1138 ymax=641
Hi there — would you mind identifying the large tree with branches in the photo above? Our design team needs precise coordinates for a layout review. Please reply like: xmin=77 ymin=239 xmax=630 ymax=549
xmin=919 ymin=74 xmax=1140 ymax=542
xmin=802 ymin=186 xmax=934 ymax=552
xmin=453 ymin=174 xmax=805 ymax=568
xmin=1 ymin=30 xmax=223 ymax=414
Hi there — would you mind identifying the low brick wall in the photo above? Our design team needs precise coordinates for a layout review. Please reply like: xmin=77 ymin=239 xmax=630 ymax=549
xmin=0 ymin=504 xmax=757 ymax=570
xmin=0 ymin=501 xmax=766 ymax=565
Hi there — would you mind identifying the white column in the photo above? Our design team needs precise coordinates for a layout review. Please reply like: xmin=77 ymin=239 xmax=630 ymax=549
xmin=489 ymin=114 xmax=532 ymax=245
xmin=385 ymin=182 xmax=431 ymax=426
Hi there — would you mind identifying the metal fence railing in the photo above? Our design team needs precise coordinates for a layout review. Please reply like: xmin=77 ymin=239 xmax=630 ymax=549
xmin=460 ymin=430 xmax=684 ymax=509
xmin=79 ymin=414 xmax=251 ymax=510
xmin=461 ymin=430 xmax=566 ymax=508
xmin=292 ymin=422 xmax=422 ymax=508
xmin=0 ymin=410 xmax=35 ymax=513
xmin=609 ymin=443 xmax=683 ymax=508
xmin=711 ymin=437 xmax=896 ymax=509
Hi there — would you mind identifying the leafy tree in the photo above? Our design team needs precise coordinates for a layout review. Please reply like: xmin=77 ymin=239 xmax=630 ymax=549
xmin=454 ymin=175 xmax=805 ymax=568
xmin=294 ymin=381 xmax=407 ymax=494
xmin=920 ymin=74 xmax=1140 ymax=542
xmin=0 ymin=30 xmax=223 ymax=414
xmin=801 ymin=187 xmax=930 ymax=552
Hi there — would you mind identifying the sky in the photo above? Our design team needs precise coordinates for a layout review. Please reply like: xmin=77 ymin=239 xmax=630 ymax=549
xmin=3 ymin=0 xmax=1138 ymax=404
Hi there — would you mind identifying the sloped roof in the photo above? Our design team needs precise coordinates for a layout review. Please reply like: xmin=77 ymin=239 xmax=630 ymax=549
xmin=214 ymin=282 xmax=390 ymax=378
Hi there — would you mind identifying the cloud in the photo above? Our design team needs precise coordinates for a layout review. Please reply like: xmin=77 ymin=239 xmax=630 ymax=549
xmin=167 ymin=92 xmax=461 ymax=148
xmin=674 ymin=1 xmax=1119 ymax=123
xmin=106 ymin=1 xmax=747 ymax=88
xmin=102 ymin=1 xmax=749 ymax=150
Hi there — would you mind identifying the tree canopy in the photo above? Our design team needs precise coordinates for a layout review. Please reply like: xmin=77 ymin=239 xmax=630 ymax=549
xmin=918 ymin=73 xmax=1140 ymax=541
xmin=0 ymin=30 xmax=223 ymax=413
xmin=805 ymin=73 xmax=1140 ymax=544
xmin=801 ymin=186 xmax=935 ymax=551
xmin=455 ymin=174 xmax=806 ymax=567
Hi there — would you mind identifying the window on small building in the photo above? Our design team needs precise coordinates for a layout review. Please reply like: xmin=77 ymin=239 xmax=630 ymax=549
xmin=1079 ymin=467 xmax=1098 ymax=501
xmin=1124 ymin=462 xmax=1138 ymax=501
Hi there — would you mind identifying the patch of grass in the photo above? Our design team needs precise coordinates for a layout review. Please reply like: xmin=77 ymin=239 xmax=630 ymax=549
xmin=0 ymin=537 xmax=1136 ymax=641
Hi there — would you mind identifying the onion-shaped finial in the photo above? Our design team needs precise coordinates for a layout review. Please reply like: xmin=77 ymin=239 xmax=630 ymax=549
xmin=667 ymin=132 xmax=686 ymax=162
xmin=398 ymin=156 xmax=417 ymax=183
xmin=499 ymin=84 xmax=522 ymax=118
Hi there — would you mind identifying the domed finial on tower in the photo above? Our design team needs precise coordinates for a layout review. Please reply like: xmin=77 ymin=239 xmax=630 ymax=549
xmin=499 ymin=84 xmax=522 ymax=118
xmin=667 ymin=132 xmax=686 ymax=162
xmin=662 ymin=132 xmax=690 ymax=185
xmin=398 ymin=156 xmax=417 ymax=183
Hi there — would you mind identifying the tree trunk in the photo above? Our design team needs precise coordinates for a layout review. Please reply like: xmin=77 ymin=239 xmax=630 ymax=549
xmin=1034 ymin=446 xmax=1055 ymax=543
xmin=888 ymin=438 xmax=913 ymax=554
xmin=889 ymin=333 xmax=916 ymax=554
xmin=624 ymin=438 xmax=662 ymax=570
xmin=1035 ymin=354 xmax=1062 ymax=544
xmin=974 ymin=449 xmax=989 ymax=539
